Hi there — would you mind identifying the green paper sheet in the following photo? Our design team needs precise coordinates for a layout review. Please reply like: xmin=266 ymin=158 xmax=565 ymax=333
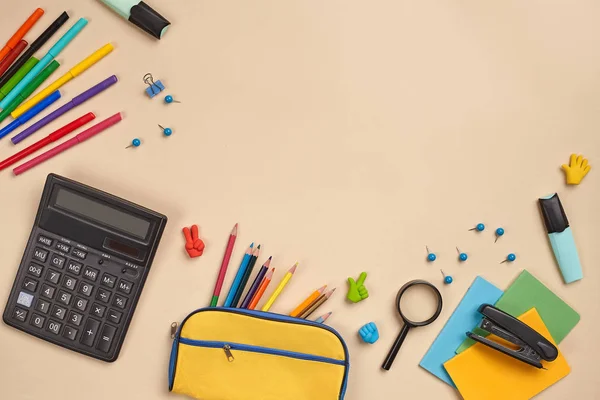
xmin=456 ymin=269 xmax=580 ymax=354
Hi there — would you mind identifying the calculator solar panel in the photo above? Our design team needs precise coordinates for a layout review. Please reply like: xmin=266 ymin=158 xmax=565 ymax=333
xmin=3 ymin=174 xmax=167 ymax=362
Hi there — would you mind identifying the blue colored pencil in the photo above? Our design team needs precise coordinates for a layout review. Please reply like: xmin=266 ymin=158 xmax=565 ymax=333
xmin=223 ymin=243 xmax=254 ymax=307
xmin=240 ymin=257 xmax=271 ymax=309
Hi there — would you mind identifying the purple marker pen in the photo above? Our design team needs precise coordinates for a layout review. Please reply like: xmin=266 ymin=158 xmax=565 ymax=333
xmin=11 ymin=75 xmax=118 ymax=144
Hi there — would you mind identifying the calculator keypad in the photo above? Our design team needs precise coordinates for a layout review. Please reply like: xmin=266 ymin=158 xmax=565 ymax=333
xmin=5 ymin=230 xmax=145 ymax=362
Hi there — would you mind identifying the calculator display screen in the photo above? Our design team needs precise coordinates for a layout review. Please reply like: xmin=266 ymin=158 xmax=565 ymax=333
xmin=53 ymin=188 xmax=150 ymax=239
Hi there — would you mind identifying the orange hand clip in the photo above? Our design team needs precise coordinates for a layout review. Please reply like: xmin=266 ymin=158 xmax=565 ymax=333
xmin=182 ymin=224 xmax=205 ymax=258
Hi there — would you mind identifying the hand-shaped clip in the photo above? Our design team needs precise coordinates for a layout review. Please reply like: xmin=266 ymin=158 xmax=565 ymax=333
xmin=182 ymin=224 xmax=205 ymax=258
xmin=562 ymin=154 xmax=591 ymax=185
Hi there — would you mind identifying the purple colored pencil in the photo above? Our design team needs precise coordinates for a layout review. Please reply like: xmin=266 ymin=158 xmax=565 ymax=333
xmin=11 ymin=75 xmax=118 ymax=144
xmin=240 ymin=257 xmax=271 ymax=309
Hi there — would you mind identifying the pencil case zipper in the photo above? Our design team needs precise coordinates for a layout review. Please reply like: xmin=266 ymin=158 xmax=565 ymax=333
xmin=178 ymin=337 xmax=347 ymax=366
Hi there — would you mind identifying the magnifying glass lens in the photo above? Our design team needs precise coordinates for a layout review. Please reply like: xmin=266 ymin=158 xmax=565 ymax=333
xmin=399 ymin=285 xmax=441 ymax=323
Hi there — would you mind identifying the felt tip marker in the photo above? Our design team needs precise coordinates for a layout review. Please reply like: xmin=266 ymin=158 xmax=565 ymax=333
xmin=99 ymin=0 xmax=170 ymax=39
xmin=0 ymin=8 xmax=44 ymax=62
xmin=0 ymin=91 xmax=61 ymax=140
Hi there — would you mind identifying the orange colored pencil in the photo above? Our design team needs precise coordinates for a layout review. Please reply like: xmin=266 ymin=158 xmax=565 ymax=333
xmin=289 ymin=285 xmax=327 ymax=317
xmin=248 ymin=268 xmax=275 ymax=310
xmin=0 ymin=8 xmax=44 ymax=62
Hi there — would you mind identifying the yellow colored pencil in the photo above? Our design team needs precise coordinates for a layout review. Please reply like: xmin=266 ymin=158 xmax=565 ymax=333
xmin=289 ymin=285 xmax=326 ymax=317
xmin=12 ymin=43 xmax=114 ymax=118
xmin=262 ymin=262 xmax=298 ymax=312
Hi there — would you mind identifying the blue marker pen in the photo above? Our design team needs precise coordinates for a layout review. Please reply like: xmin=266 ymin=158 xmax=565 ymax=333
xmin=0 ymin=18 xmax=87 ymax=109
xmin=539 ymin=193 xmax=583 ymax=284
xmin=0 ymin=91 xmax=61 ymax=140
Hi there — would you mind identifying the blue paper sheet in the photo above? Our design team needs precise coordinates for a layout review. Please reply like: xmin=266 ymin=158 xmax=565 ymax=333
xmin=419 ymin=276 xmax=503 ymax=387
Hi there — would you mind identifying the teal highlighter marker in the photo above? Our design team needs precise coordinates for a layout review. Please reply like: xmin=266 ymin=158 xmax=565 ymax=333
xmin=539 ymin=193 xmax=583 ymax=284
xmin=99 ymin=0 xmax=170 ymax=39
xmin=0 ymin=18 xmax=88 ymax=110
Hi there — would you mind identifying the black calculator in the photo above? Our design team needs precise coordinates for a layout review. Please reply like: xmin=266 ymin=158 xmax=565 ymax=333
xmin=3 ymin=174 xmax=167 ymax=362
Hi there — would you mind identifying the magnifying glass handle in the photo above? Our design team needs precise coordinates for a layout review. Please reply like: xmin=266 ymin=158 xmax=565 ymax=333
xmin=382 ymin=324 xmax=410 ymax=371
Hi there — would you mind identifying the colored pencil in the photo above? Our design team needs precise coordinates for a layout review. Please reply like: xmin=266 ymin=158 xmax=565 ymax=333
xmin=232 ymin=245 xmax=260 ymax=307
xmin=0 ymin=60 xmax=59 ymax=124
xmin=0 ymin=113 xmax=95 ymax=172
xmin=299 ymin=288 xmax=336 ymax=319
xmin=0 ymin=40 xmax=27 ymax=79
xmin=12 ymin=43 xmax=114 ymax=118
xmin=13 ymin=113 xmax=122 ymax=176
xmin=0 ymin=8 xmax=44 ymax=63
xmin=261 ymin=262 xmax=297 ymax=312
xmin=12 ymin=75 xmax=118 ymax=144
xmin=289 ymin=285 xmax=327 ymax=317
xmin=223 ymin=243 xmax=254 ymax=307
xmin=314 ymin=312 xmax=332 ymax=324
xmin=210 ymin=223 xmax=238 ymax=307
xmin=240 ymin=257 xmax=271 ymax=309
xmin=248 ymin=268 xmax=275 ymax=310
xmin=0 ymin=12 xmax=69 ymax=90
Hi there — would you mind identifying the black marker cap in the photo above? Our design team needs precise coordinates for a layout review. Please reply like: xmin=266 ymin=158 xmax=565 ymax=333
xmin=539 ymin=193 xmax=569 ymax=234
xmin=129 ymin=1 xmax=170 ymax=40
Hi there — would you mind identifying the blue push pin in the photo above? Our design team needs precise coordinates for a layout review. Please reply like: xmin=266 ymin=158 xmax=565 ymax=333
xmin=164 ymin=95 xmax=181 ymax=104
xmin=440 ymin=270 xmax=453 ymax=284
xmin=426 ymin=246 xmax=436 ymax=262
xmin=495 ymin=227 xmax=505 ymax=243
xmin=469 ymin=223 xmax=485 ymax=232
xmin=500 ymin=253 xmax=516 ymax=264
xmin=456 ymin=247 xmax=468 ymax=262
xmin=126 ymin=138 xmax=141 ymax=149
xmin=158 ymin=124 xmax=173 ymax=137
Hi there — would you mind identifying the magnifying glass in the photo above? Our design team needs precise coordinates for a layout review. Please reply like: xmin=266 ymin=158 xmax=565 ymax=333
xmin=382 ymin=279 xmax=443 ymax=371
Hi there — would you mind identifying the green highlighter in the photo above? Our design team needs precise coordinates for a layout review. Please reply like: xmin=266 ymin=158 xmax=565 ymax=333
xmin=0 ymin=60 xmax=60 ymax=124
xmin=0 ymin=57 xmax=39 ymax=102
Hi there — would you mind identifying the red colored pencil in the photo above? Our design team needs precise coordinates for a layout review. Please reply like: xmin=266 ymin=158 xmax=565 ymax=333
xmin=0 ymin=112 xmax=95 ymax=171
xmin=248 ymin=268 xmax=275 ymax=310
xmin=210 ymin=223 xmax=238 ymax=306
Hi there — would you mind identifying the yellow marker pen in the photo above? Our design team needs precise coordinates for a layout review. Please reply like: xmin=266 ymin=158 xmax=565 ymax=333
xmin=11 ymin=43 xmax=114 ymax=118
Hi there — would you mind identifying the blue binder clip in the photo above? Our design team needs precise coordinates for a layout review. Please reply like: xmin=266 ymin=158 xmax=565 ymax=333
xmin=143 ymin=73 xmax=165 ymax=98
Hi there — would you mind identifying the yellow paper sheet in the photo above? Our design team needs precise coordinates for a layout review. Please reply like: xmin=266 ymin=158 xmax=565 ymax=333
xmin=444 ymin=308 xmax=570 ymax=400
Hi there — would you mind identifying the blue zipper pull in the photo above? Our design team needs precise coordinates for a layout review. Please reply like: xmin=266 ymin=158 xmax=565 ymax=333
xmin=223 ymin=344 xmax=235 ymax=362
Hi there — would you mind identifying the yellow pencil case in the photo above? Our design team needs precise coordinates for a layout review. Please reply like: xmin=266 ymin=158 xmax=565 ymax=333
xmin=169 ymin=308 xmax=350 ymax=400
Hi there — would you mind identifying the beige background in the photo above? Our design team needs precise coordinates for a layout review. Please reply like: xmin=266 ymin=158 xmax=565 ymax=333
xmin=0 ymin=1 xmax=599 ymax=399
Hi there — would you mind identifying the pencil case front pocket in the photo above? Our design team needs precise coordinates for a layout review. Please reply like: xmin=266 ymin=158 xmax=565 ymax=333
xmin=169 ymin=308 xmax=350 ymax=400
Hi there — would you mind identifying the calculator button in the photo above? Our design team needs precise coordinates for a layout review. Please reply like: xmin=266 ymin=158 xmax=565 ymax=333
xmin=56 ymin=242 xmax=71 ymax=253
xmin=107 ymin=309 xmax=122 ymax=324
xmin=68 ymin=311 xmax=83 ymax=326
xmin=74 ymin=297 xmax=88 ymax=312
xmin=57 ymin=290 xmax=72 ymax=306
xmin=38 ymin=235 xmax=53 ymax=246
xmin=46 ymin=269 xmax=61 ymax=284
xmin=81 ymin=318 xmax=101 ymax=347
xmin=101 ymin=273 xmax=116 ymax=288
xmin=78 ymin=282 xmax=94 ymax=297
xmin=13 ymin=307 xmax=28 ymax=322
xmin=63 ymin=276 xmax=78 ymax=291
xmin=96 ymin=288 xmax=111 ymax=303
xmin=113 ymin=294 xmax=127 ymax=309
xmin=63 ymin=326 xmax=78 ymax=341
xmin=33 ymin=248 xmax=49 ymax=263
xmin=83 ymin=266 xmax=99 ymax=281
xmin=27 ymin=263 xmax=43 ymax=278
xmin=97 ymin=324 xmax=117 ymax=353
xmin=35 ymin=299 xmax=50 ymax=314
xmin=47 ymin=320 xmax=62 ymax=335
xmin=17 ymin=291 xmax=34 ymax=308
xmin=40 ymin=284 xmax=56 ymax=299
xmin=51 ymin=305 xmax=67 ymax=320
xmin=22 ymin=278 xmax=38 ymax=292
xmin=30 ymin=313 xmax=45 ymax=328
xmin=72 ymin=249 xmax=87 ymax=260
xmin=117 ymin=279 xmax=133 ymax=294
xmin=67 ymin=260 xmax=82 ymax=275
xmin=50 ymin=253 xmax=66 ymax=269
xmin=92 ymin=303 xmax=106 ymax=318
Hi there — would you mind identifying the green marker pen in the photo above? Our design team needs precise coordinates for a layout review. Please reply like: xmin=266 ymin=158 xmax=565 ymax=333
xmin=99 ymin=0 xmax=170 ymax=39
xmin=0 ymin=57 xmax=39 ymax=102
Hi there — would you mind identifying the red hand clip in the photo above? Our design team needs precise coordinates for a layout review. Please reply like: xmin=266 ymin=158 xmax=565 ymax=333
xmin=182 ymin=224 xmax=205 ymax=258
